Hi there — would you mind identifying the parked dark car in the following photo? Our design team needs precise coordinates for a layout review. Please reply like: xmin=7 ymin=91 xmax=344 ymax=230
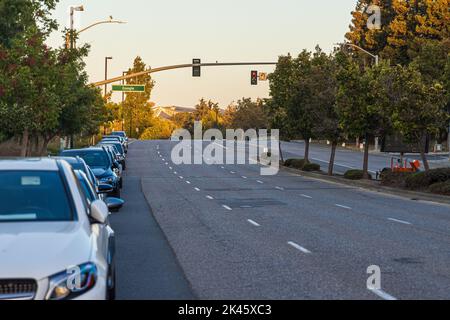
xmin=60 ymin=148 xmax=121 ymax=197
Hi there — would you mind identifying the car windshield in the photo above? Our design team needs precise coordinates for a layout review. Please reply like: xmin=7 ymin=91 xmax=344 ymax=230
xmin=101 ymin=143 xmax=124 ymax=154
xmin=0 ymin=171 xmax=73 ymax=222
xmin=111 ymin=132 xmax=126 ymax=138
xmin=61 ymin=150 xmax=110 ymax=169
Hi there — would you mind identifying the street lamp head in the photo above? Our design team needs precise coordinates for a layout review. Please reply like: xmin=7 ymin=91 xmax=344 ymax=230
xmin=72 ymin=5 xmax=84 ymax=12
xmin=106 ymin=57 xmax=113 ymax=60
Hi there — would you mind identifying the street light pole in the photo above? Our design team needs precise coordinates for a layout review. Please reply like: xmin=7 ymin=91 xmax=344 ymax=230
xmin=68 ymin=5 xmax=84 ymax=149
xmin=104 ymin=57 xmax=113 ymax=97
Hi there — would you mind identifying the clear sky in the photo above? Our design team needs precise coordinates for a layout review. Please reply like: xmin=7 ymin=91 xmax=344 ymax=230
xmin=47 ymin=0 xmax=357 ymax=108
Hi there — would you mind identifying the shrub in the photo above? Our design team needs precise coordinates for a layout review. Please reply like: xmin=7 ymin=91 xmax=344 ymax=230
xmin=428 ymin=181 xmax=450 ymax=196
xmin=380 ymin=170 xmax=413 ymax=188
xmin=284 ymin=158 xmax=307 ymax=170
xmin=344 ymin=170 xmax=372 ymax=180
xmin=302 ymin=163 xmax=321 ymax=172
xmin=405 ymin=172 xmax=431 ymax=190
xmin=405 ymin=168 xmax=450 ymax=190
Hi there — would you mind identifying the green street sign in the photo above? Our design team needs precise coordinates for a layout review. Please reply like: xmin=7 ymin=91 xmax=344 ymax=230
xmin=112 ymin=85 xmax=145 ymax=92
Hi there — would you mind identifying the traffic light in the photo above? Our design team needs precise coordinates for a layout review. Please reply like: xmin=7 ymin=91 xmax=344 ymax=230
xmin=251 ymin=71 xmax=258 ymax=85
xmin=193 ymin=59 xmax=201 ymax=77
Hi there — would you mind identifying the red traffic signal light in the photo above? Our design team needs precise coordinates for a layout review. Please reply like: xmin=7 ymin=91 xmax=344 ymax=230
xmin=251 ymin=71 xmax=258 ymax=85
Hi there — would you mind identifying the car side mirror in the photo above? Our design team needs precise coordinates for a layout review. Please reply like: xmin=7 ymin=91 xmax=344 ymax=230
xmin=98 ymin=184 xmax=113 ymax=194
xmin=106 ymin=197 xmax=125 ymax=212
xmin=90 ymin=200 xmax=109 ymax=224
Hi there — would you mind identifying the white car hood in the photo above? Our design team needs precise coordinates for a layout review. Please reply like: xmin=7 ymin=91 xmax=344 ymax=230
xmin=0 ymin=222 xmax=93 ymax=280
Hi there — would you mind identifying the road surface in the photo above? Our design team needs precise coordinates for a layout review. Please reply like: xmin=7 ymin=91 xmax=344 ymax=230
xmin=112 ymin=140 xmax=450 ymax=300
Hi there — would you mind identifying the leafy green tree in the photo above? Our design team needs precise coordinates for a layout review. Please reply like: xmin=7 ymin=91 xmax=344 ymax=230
xmin=0 ymin=0 xmax=107 ymax=155
xmin=377 ymin=64 xmax=448 ymax=170
xmin=336 ymin=56 xmax=389 ymax=179
xmin=122 ymin=57 xmax=155 ymax=138
xmin=140 ymin=117 xmax=176 ymax=140
xmin=346 ymin=0 xmax=450 ymax=65
xmin=308 ymin=50 xmax=343 ymax=175
xmin=225 ymin=98 xmax=268 ymax=131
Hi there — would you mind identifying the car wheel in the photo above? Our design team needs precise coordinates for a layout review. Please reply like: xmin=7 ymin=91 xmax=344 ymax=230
xmin=113 ymin=187 xmax=121 ymax=198
xmin=107 ymin=268 xmax=116 ymax=300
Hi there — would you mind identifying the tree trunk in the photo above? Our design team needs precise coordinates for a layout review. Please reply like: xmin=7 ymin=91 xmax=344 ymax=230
xmin=39 ymin=135 xmax=52 ymax=156
xmin=279 ymin=141 xmax=284 ymax=164
xmin=304 ymin=138 xmax=310 ymax=163
xmin=328 ymin=141 xmax=337 ymax=176
xmin=420 ymin=150 xmax=430 ymax=171
xmin=20 ymin=130 xmax=29 ymax=157
xmin=362 ymin=133 xmax=370 ymax=179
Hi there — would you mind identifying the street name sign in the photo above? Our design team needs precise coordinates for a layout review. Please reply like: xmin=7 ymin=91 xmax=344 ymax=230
xmin=112 ymin=85 xmax=145 ymax=92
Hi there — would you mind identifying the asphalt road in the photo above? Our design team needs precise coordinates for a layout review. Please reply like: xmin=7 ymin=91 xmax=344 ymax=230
xmin=113 ymin=140 xmax=450 ymax=300
xmin=280 ymin=141 xmax=449 ymax=175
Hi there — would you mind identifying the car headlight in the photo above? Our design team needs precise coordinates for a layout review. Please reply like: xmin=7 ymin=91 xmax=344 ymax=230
xmin=46 ymin=263 xmax=98 ymax=300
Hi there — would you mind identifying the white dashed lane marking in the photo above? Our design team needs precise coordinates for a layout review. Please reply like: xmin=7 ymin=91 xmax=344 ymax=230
xmin=222 ymin=205 xmax=233 ymax=211
xmin=247 ymin=219 xmax=261 ymax=227
xmin=287 ymin=242 xmax=312 ymax=254
xmin=206 ymin=195 xmax=214 ymax=200
xmin=388 ymin=218 xmax=412 ymax=226
xmin=369 ymin=288 xmax=397 ymax=301
xmin=335 ymin=204 xmax=352 ymax=210
xmin=301 ymin=194 xmax=313 ymax=199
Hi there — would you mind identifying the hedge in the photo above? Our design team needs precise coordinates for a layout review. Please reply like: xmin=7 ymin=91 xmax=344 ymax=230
xmin=428 ymin=181 xmax=450 ymax=196
xmin=344 ymin=170 xmax=372 ymax=180
xmin=302 ymin=163 xmax=321 ymax=172
xmin=405 ymin=168 xmax=450 ymax=190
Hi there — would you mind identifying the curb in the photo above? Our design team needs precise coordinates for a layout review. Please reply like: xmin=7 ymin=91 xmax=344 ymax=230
xmin=280 ymin=166 xmax=450 ymax=206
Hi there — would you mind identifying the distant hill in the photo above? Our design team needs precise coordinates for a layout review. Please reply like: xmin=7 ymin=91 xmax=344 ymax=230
xmin=152 ymin=106 xmax=194 ymax=120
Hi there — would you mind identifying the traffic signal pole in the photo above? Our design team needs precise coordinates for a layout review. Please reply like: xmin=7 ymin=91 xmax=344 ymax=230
xmin=91 ymin=62 xmax=277 ymax=87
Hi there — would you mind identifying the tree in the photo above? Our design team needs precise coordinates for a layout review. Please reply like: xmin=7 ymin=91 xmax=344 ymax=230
xmin=122 ymin=57 xmax=155 ymax=138
xmin=0 ymin=0 xmax=107 ymax=155
xmin=308 ymin=50 xmax=343 ymax=175
xmin=270 ymin=51 xmax=318 ymax=162
xmin=192 ymin=99 xmax=222 ymax=132
xmin=378 ymin=64 xmax=448 ymax=170
xmin=140 ymin=117 xmax=176 ymax=140
xmin=346 ymin=0 xmax=450 ymax=65
xmin=336 ymin=55 xmax=388 ymax=179
xmin=225 ymin=98 xmax=268 ymax=131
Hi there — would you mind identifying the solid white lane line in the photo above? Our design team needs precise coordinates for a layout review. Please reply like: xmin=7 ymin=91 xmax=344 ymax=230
xmin=247 ymin=219 xmax=261 ymax=227
xmin=206 ymin=195 xmax=214 ymax=200
xmin=335 ymin=204 xmax=352 ymax=210
xmin=222 ymin=205 xmax=233 ymax=211
xmin=301 ymin=194 xmax=313 ymax=199
xmin=257 ymin=180 xmax=264 ymax=184
xmin=194 ymin=188 xmax=201 ymax=192
xmin=388 ymin=218 xmax=412 ymax=226
xmin=275 ymin=186 xmax=285 ymax=191
xmin=287 ymin=242 xmax=312 ymax=254
xmin=369 ymin=288 xmax=397 ymax=301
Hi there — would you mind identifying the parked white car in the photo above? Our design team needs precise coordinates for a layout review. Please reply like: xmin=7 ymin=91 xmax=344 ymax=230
xmin=0 ymin=159 xmax=116 ymax=300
